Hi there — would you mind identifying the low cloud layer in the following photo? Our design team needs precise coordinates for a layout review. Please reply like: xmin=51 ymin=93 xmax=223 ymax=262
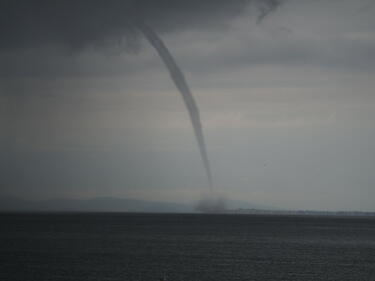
xmin=0 ymin=0 xmax=281 ymax=51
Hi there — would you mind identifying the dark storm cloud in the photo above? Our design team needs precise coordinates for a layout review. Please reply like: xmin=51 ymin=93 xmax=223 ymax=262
xmin=1 ymin=0 xmax=281 ymax=193
xmin=3 ymin=0 xmax=374 ymax=211
xmin=0 ymin=0 xmax=280 ymax=52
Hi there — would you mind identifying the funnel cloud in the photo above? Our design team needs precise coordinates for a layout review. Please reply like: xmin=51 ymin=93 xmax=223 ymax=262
xmin=134 ymin=1 xmax=281 ymax=192
xmin=2 ymin=0 xmax=374 ymax=212
xmin=137 ymin=21 xmax=213 ymax=192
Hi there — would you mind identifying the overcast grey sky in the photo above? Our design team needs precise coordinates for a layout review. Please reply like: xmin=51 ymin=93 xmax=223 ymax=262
xmin=1 ymin=0 xmax=374 ymax=211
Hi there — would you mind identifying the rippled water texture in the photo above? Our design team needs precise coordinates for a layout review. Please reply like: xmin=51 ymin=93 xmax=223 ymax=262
xmin=0 ymin=213 xmax=374 ymax=281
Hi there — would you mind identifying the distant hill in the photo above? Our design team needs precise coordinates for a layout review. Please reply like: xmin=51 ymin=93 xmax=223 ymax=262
xmin=0 ymin=194 xmax=274 ymax=213
xmin=0 ymin=195 xmax=193 ymax=213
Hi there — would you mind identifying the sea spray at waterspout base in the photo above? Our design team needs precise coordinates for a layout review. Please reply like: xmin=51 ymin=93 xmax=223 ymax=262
xmin=137 ymin=21 xmax=213 ymax=192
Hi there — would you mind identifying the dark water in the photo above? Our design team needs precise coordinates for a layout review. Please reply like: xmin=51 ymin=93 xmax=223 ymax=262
xmin=0 ymin=213 xmax=374 ymax=281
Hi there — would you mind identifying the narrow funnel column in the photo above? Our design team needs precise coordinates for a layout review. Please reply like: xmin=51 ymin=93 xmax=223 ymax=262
xmin=137 ymin=22 xmax=213 ymax=192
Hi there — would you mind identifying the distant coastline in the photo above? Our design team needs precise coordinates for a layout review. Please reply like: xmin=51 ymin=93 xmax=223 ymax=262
xmin=226 ymin=208 xmax=375 ymax=217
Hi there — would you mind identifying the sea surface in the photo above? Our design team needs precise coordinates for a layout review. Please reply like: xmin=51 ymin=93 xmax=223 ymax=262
xmin=0 ymin=213 xmax=374 ymax=281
